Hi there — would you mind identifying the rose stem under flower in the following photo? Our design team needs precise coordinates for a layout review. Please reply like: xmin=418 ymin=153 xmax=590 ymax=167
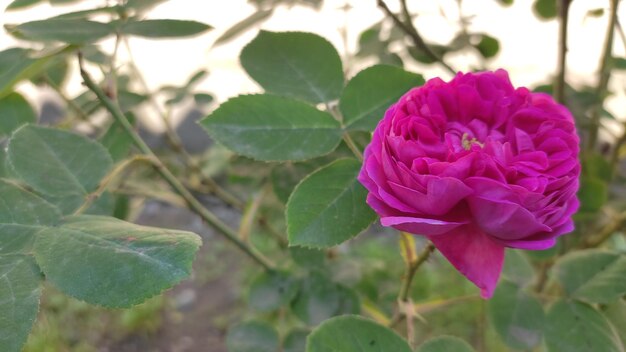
xmin=376 ymin=0 xmax=455 ymax=75
xmin=78 ymin=53 xmax=275 ymax=272
xmin=554 ymin=0 xmax=572 ymax=105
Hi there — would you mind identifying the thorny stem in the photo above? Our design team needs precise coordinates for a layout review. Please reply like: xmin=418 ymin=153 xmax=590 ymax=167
xmin=73 ymin=155 xmax=154 ymax=216
xmin=79 ymin=53 xmax=275 ymax=271
xmin=555 ymin=0 xmax=571 ymax=105
xmin=587 ymin=0 xmax=619 ymax=152
xmin=377 ymin=0 xmax=455 ymax=75
xmin=399 ymin=239 xmax=435 ymax=302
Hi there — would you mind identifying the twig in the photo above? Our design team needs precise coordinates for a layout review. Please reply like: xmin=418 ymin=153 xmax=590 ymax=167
xmin=587 ymin=0 xmax=620 ymax=151
xmin=555 ymin=0 xmax=571 ymax=105
xmin=581 ymin=209 xmax=626 ymax=248
xmin=78 ymin=53 xmax=275 ymax=271
xmin=377 ymin=0 xmax=455 ymax=75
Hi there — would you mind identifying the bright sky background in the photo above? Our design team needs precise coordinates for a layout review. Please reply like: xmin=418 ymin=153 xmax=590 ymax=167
xmin=1 ymin=0 xmax=624 ymax=131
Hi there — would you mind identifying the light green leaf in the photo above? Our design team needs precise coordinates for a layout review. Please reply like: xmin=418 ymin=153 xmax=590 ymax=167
xmin=12 ymin=19 xmax=114 ymax=44
xmin=0 ymin=48 xmax=54 ymax=98
xmin=248 ymin=270 xmax=298 ymax=312
xmin=240 ymin=31 xmax=344 ymax=104
xmin=340 ymin=65 xmax=424 ymax=131
xmin=545 ymin=300 xmax=624 ymax=352
xmin=0 ymin=179 xmax=61 ymax=254
xmin=100 ymin=117 xmax=135 ymax=162
xmin=6 ymin=0 xmax=43 ymax=11
xmin=284 ymin=329 xmax=309 ymax=352
xmin=34 ymin=215 xmax=201 ymax=307
xmin=0 ymin=149 xmax=6 ymax=178
xmin=502 ymin=249 xmax=534 ymax=287
xmin=533 ymin=0 xmax=557 ymax=19
xmin=306 ymin=315 xmax=411 ymax=352
xmin=0 ymin=93 xmax=36 ymax=137
xmin=602 ymin=300 xmax=626 ymax=347
xmin=200 ymin=94 xmax=342 ymax=161
xmin=7 ymin=125 xmax=113 ymax=202
xmin=121 ymin=19 xmax=212 ymax=38
xmin=214 ymin=9 xmax=274 ymax=46
xmin=488 ymin=281 xmax=544 ymax=350
xmin=226 ymin=321 xmax=279 ymax=352
xmin=554 ymin=249 xmax=626 ymax=303
xmin=287 ymin=159 xmax=376 ymax=248
xmin=0 ymin=255 xmax=42 ymax=352
xmin=416 ymin=335 xmax=476 ymax=352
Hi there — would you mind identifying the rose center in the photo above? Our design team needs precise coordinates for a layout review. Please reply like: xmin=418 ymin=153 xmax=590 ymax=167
xmin=461 ymin=132 xmax=484 ymax=150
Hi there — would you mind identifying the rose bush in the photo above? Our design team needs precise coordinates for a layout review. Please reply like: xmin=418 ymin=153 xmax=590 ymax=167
xmin=359 ymin=69 xmax=580 ymax=298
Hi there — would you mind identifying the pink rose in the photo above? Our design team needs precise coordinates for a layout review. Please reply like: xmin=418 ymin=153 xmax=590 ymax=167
xmin=358 ymin=70 xmax=580 ymax=298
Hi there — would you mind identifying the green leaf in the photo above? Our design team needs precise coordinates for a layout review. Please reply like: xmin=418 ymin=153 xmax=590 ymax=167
xmin=6 ymin=0 xmax=43 ymax=10
xmin=340 ymin=65 xmax=424 ymax=131
xmin=193 ymin=93 xmax=214 ymax=106
xmin=306 ymin=315 xmax=411 ymax=352
xmin=533 ymin=0 xmax=557 ymax=20
xmin=34 ymin=215 xmax=201 ymax=307
xmin=554 ymin=249 xmax=626 ymax=303
xmin=100 ymin=117 xmax=135 ymax=162
xmin=0 ymin=179 xmax=61 ymax=254
xmin=7 ymin=125 xmax=113 ymax=203
xmin=584 ymin=154 xmax=612 ymax=182
xmin=214 ymin=9 xmax=274 ymax=46
xmin=602 ymin=300 xmax=626 ymax=347
xmin=31 ymin=57 xmax=70 ymax=87
xmin=248 ymin=271 xmax=298 ymax=312
xmin=0 ymin=93 xmax=37 ymax=137
xmin=226 ymin=321 xmax=280 ymax=352
xmin=587 ymin=8 xmax=605 ymax=18
xmin=12 ymin=19 xmax=114 ymax=44
xmin=488 ymin=281 xmax=544 ymax=350
xmin=271 ymin=160 xmax=328 ymax=203
xmin=120 ymin=19 xmax=212 ymax=38
xmin=545 ymin=300 xmax=624 ymax=352
xmin=290 ymin=246 xmax=326 ymax=269
xmin=0 ymin=255 xmax=42 ymax=352
xmin=291 ymin=273 xmax=359 ymax=325
xmin=284 ymin=329 xmax=309 ymax=352
xmin=416 ymin=335 xmax=476 ymax=352
xmin=502 ymin=249 xmax=534 ymax=287
xmin=612 ymin=57 xmax=626 ymax=70
xmin=474 ymin=34 xmax=500 ymax=58
xmin=200 ymin=94 xmax=342 ymax=161
xmin=495 ymin=0 xmax=514 ymax=6
xmin=0 ymin=48 xmax=54 ymax=98
xmin=287 ymin=159 xmax=376 ymax=248
xmin=0 ymin=149 xmax=6 ymax=178
xmin=578 ymin=176 xmax=608 ymax=212
xmin=51 ymin=6 xmax=122 ymax=20
xmin=122 ymin=0 xmax=167 ymax=12
xmin=240 ymin=31 xmax=344 ymax=104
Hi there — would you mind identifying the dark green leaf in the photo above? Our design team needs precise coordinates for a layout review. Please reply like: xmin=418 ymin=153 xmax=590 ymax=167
xmin=474 ymin=34 xmax=500 ymax=58
xmin=34 ymin=215 xmax=201 ymax=307
xmin=240 ymin=31 xmax=344 ymax=104
xmin=584 ymin=154 xmax=612 ymax=182
xmin=6 ymin=0 xmax=43 ymax=10
xmin=13 ymin=19 xmax=114 ymax=44
xmin=0 ymin=93 xmax=36 ymax=137
xmin=214 ymin=9 xmax=274 ymax=46
xmin=612 ymin=57 xmax=626 ymax=70
xmin=545 ymin=300 xmax=624 ymax=352
xmin=554 ymin=250 xmax=626 ymax=303
xmin=602 ymin=300 xmax=626 ymax=347
xmin=0 ymin=179 xmax=61 ymax=254
xmin=226 ymin=321 xmax=279 ymax=352
xmin=416 ymin=336 xmax=476 ymax=352
xmin=7 ymin=125 xmax=113 ymax=203
xmin=0 ymin=255 xmax=42 ymax=352
xmin=0 ymin=48 xmax=54 ymax=98
xmin=100 ymin=116 xmax=135 ymax=162
xmin=502 ymin=249 xmax=534 ymax=287
xmin=248 ymin=271 xmax=298 ymax=312
xmin=291 ymin=273 xmax=359 ymax=326
xmin=0 ymin=149 xmax=6 ymax=177
xmin=533 ymin=0 xmax=557 ymax=19
xmin=287 ymin=159 xmax=376 ymax=248
xmin=340 ymin=65 xmax=423 ymax=131
xmin=488 ymin=281 xmax=544 ymax=350
xmin=306 ymin=315 xmax=411 ymax=352
xmin=578 ymin=176 xmax=608 ymax=212
xmin=193 ymin=93 xmax=214 ymax=106
xmin=121 ymin=19 xmax=212 ymax=38
xmin=290 ymin=246 xmax=326 ymax=269
xmin=271 ymin=161 xmax=325 ymax=203
xmin=284 ymin=329 xmax=309 ymax=352
xmin=200 ymin=94 xmax=342 ymax=161
xmin=31 ymin=57 xmax=69 ymax=87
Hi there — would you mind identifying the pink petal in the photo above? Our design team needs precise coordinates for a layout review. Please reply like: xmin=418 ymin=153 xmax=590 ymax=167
xmin=428 ymin=224 xmax=505 ymax=298
xmin=381 ymin=216 xmax=466 ymax=236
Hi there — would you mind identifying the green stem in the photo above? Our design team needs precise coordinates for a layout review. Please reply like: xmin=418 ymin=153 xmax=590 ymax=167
xmin=73 ymin=155 xmax=153 ymax=215
xmin=78 ymin=53 xmax=275 ymax=271
xmin=587 ymin=0 xmax=619 ymax=151
xmin=377 ymin=0 xmax=455 ymax=75
xmin=342 ymin=133 xmax=364 ymax=161
xmin=398 ymin=240 xmax=435 ymax=302
xmin=555 ymin=0 xmax=571 ymax=105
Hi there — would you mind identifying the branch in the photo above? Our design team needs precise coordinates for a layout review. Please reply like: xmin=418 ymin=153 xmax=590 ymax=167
xmin=555 ymin=0 xmax=572 ymax=105
xmin=377 ymin=0 xmax=455 ymax=75
xmin=78 ymin=53 xmax=275 ymax=271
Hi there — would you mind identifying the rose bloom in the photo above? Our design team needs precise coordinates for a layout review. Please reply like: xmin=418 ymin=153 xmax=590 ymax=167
xmin=358 ymin=70 xmax=580 ymax=298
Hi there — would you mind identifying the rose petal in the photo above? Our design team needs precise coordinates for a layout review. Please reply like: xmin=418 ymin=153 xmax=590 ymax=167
xmin=428 ymin=223 xmax=505 ymax=298
xmin=380 ymin=216 xmax=466 ymax=236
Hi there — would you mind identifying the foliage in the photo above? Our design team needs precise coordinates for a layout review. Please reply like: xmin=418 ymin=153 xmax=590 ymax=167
xmin=1 ymin=0 xmax=625 ymax=351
